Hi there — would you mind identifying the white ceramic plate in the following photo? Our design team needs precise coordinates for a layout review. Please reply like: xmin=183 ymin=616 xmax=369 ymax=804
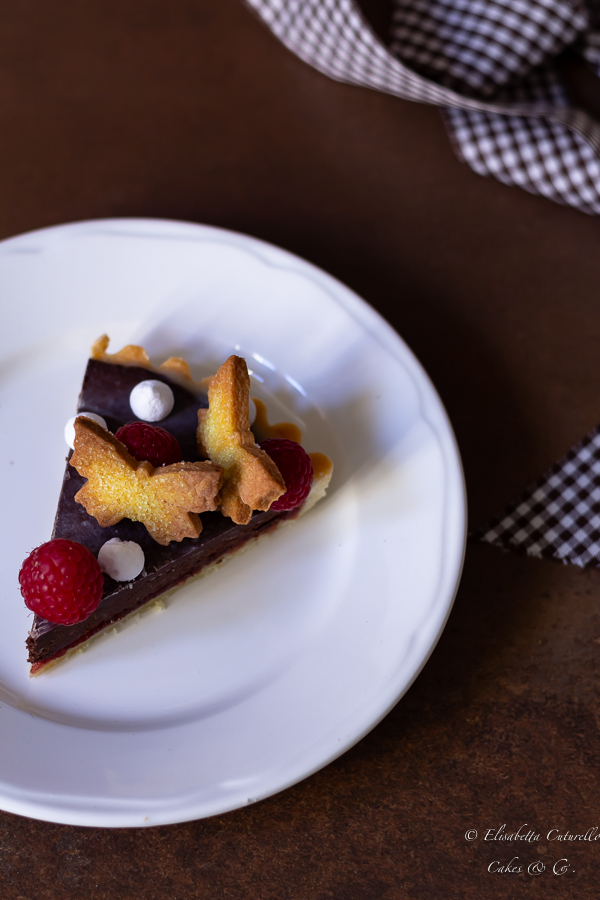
xmin=0 ymin=219 xmax=465 ymax=827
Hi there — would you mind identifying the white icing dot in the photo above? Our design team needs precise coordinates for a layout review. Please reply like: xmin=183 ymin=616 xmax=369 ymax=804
xmin=130 ymin=380 xmax=174 ymax=422
xmin=98 ymin=538 xmax=145 ymax=582
xmin=249 ymin=398 xmax=257 ymax=427
xmin=64 ymin=412 xmax=108 ymax=450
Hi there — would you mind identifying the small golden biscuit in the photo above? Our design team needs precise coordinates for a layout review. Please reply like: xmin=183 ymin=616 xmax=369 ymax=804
xmin=71 ymin=418 xmax=223 ymax=545
xmin=197 ymin=356 xmax=285 ymax=525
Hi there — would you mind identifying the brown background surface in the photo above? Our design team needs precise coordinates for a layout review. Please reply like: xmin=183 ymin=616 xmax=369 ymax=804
xmin=2 ymin=1 xmax=600 ymax=898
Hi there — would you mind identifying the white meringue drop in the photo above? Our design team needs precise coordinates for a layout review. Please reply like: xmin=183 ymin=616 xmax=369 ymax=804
xmin=64 ymin=412 xmax=108 ymax=450
xmin=98 ymin=538 xmax=145 ymax=582
xmin=129 ymin=380 xmax=174 ymax=422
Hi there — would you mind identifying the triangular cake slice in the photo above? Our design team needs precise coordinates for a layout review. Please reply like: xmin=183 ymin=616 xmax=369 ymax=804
xmin=25 ymin=337 xmax=332 ymax=673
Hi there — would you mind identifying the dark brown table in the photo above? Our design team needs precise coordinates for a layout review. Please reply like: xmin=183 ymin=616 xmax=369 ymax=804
xmin=2 ymin=2 xmax=600 ymax=897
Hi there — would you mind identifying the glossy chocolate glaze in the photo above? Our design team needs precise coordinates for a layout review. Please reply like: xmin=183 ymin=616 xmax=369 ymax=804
xmin=27 ymin=360 xmax=294 ymax=666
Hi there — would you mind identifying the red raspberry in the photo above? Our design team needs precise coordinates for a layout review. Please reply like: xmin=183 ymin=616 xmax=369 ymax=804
xmin=115 ymin=422 xmax=182 ymax=467
xmin=259 ymin=438 xmax=314 ymax=511
xmin=19 ymin=539 xmax=104 ymax=625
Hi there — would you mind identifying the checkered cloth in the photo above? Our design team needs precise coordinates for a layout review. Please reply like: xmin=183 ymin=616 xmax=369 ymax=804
xmin=471 ymin=425 xmax=600 ymax=567
xmin=244 ymin=0 xmax=600 ymax=213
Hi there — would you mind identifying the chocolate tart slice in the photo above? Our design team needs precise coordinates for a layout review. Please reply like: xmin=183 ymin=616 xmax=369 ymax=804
xmin=26 ymin=339 xmax=332 ymax=673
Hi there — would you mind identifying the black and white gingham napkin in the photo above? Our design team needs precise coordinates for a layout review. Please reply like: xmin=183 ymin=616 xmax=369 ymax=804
xmin=471 ymin=424 xmax=600 ymax=567
xmin=244 ymin=0 xmax=600 ymax=214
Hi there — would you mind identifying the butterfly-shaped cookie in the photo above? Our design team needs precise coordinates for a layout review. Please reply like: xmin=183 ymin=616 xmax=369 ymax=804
xmin=71 ymin=418 xmax=222 ymax=545
xmin=197 ymin=356 xmax=285 ymax=525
